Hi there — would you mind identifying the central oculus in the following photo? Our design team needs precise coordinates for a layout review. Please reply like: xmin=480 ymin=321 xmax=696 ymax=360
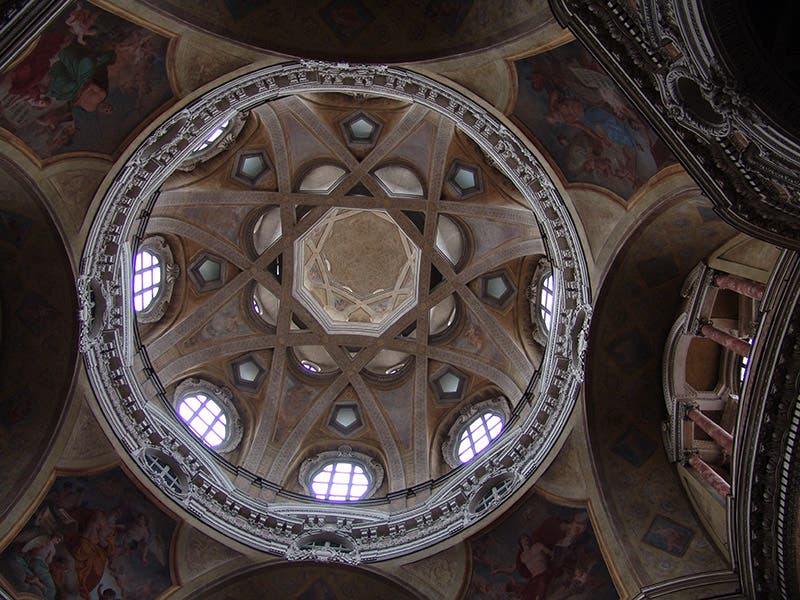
xmin=293 ymin=207 xmax=421 ymax=336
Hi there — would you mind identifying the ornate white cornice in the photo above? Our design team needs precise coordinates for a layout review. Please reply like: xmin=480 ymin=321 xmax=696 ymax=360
xmin=79 ymin=61 xmax=591 ymax=562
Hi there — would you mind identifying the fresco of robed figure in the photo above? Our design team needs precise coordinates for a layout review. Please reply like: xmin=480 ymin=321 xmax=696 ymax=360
xmin=514 ymin=41 xmax=674 ymax=202
xmin=0 ymin=1 xmax=173 ymax=160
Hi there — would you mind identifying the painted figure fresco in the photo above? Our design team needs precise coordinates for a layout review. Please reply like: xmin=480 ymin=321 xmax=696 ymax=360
xmin=514 ymin=42 xmax=674 ymax=201
xmin=465 ymin=493 xmax=617 ymax=600
xmin=0 ymin=1 xmax=172 ymax=159
xmin=0 ymin=468 xmax=175 ymax=600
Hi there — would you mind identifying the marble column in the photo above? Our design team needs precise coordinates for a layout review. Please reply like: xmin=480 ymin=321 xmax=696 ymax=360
xmin=687 ymin=408 xmax=734 ymax=455
xmin=688 ymin=454 xmax=731 ymax=496
xmin=700 ymin=323 xmax=751 ymax=357
xmin=713 ymin=272 xmax=766 ymax=301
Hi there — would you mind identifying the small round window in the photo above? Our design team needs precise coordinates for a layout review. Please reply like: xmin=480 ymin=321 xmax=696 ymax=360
xmin=133 ymin=250 xmax=162 ymax=312
xmin=177 ymin=393 xmax=227 ymax=448
xmin=310 ymin=461 xmax=370 ymax=502
xmin=458 ymin=412 xmax=504 ymax=463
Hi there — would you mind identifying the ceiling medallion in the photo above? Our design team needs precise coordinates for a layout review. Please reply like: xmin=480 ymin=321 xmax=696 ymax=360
xmin=78 ymin=61 xmax=591 ymax=562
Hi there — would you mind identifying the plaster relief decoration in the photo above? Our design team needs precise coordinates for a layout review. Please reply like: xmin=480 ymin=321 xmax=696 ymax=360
xmin=465 ymin=491 xmax=617 ymax=599
xmin=0 ymin=1 xmax=173 ymax=160
xmin=513 ymin=41 xmax=674 ymax=201
xmin=79 ymin=61 xmax=591 ymax=562
xmin=0 ymin=468 xmax=175 ymax=600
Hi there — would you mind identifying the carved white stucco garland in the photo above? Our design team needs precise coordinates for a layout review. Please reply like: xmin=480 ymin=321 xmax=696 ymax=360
xmin=79 ymin=61 xmax=592 ymax=562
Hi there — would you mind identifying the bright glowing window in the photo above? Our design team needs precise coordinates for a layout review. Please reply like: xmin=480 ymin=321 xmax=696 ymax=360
xmin=458 ymin=412 xmax=504 ymax=463
xmin=739 ymin=352 xmax=749 ymax=386
xmin=133 ymin=250 xmax=162 ymax=312
xmin=195 ymin=119 xmax=230 ymax=152
xmin=177 ymin=393 xmax=228 ymax=448
xmin=539 ymin=273 xmax=554 ymax=332
xmin=310 ymin=462 xmax=370 ymax=501
xmin=301 ymin=360 xmax=321 ymax=374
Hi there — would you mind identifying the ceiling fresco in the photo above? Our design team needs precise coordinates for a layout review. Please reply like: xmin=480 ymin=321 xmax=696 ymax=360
xmin=465 ymin=491 xmax=617 ymax=600
xmin=0 ymin=468 xmax=176 ymax=600
xmin=0 ymin=1 xmax=174 ymax=160
xmin=512 ymin=41 xmax=675 ymax=202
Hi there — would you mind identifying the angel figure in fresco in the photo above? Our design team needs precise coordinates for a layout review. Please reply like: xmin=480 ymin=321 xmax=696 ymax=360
xmin=65 ymin=2 xmax=101 ymax=46
xmin=9 ymin=532 xmax=64 ymax=600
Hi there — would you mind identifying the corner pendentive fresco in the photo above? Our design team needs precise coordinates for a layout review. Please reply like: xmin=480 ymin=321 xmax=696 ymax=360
xmin=0 ymin=468 xmax=175 ymax=600
xmin=0 ymin=1 xmax=173 ymax=160
xmin=466 ymin=491 xmax=617 ymax=600
xmin=513 ymin=41 xmax=674 ymax=201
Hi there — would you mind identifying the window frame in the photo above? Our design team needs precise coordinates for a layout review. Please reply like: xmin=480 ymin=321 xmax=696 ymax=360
xmin=133 ymin=236 xmax=178 ymax=324
xmin=299 ymin=446 xmax=384 ymax=502
xmin=442 ymin=397 xmax=511 ymax=469
xmin=173 ymin=378 xmax=243 ymax=453
xmin=178 ymin=112 xmax=247 ymax=172
xmin=529 ymin=258 xmax=554 ymax=346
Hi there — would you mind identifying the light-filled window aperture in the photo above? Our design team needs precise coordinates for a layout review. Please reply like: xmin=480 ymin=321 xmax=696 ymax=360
xmin=195 ymin=119 xmax=230 ymax=152
xmin=539 ymin=274 xmax=555 ymax=332
xmin=311 ymin=462 xmax=370 ymax=501
xmin=458 ymin=413 xmax=504 ymax=463
xmin=133 ymin=250 xmax=162 ymax=312
xmin=177 ymin=393 xmax=227 ymax=448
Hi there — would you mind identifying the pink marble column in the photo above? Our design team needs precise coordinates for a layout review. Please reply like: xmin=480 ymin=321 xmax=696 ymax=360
xmin=688 ymin=454 xmax=731 ymax=496
xmin=700 ymin=323 xmax=751 ymax=357
xmin=713 ymin=273 xmax=766 ymax=301
xmin=687 ymin=408 xmax=733 ymax=455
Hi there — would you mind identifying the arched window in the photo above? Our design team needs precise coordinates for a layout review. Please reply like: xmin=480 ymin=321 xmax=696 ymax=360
xmin=173 ymin=379 xmax=242 ymax=452
xmin=442 ymin=397 xmax=511 ymax=468
xmin=177 ymin=393 xmax=227 ymax=448
xmin=310 ymin=461 xmax=370 ymax=501
xmin=539 ymin=273 xmax=554 ymax=332
xmin=458 ymin=412 xmax=504 ymax=463
xmin=195 ymin=119 xmax=230 ymax=152
xmin=738 ymin=351 xmax=749 ymax=388
xmin=133 ymin=250 xmax=161 ymax=312
xmin=299 ymin=447 xmax=384 ymax=502
xmin=131 ymin=236 xmax=177 ymax=323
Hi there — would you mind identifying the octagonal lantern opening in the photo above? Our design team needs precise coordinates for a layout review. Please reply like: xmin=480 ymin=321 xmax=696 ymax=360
xmin=293 ymin=208 xmax=421 ymax=336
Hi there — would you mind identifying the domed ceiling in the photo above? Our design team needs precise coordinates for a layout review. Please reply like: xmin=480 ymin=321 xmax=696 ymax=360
xmin=140 ymin=0 xmax=555 ymax=62
xmin=79 ymin=62 xmax=590 ymax=561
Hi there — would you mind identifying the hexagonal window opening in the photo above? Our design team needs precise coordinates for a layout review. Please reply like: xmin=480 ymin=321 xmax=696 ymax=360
xmin=480 ymin=270 xmax=516 ymax=309
xmin=293 ymin=208 xmax=421 ymax=337
xmin=189 ymin=253 xmax=225 ymax=292
xmin=447 ymin=161 xmax=483 ymax=198
xmin=328 ymin=403 xmax=364 ymax=435
xmin=232 ymin=149 xmax=271 ymax=186
xmin=431 ymin=367 xmax=467 ymax=402
xmin=342 ymin=112 xmax=381 ymax=146
xmin=230 ymin=354 xmax=266 ymax=390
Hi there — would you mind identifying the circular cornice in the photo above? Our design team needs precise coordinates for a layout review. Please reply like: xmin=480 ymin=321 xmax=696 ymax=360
xmin=78 ymin=61 xmax=591 ymax=562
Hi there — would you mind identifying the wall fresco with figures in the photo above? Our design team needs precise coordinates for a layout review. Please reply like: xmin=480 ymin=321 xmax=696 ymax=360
xmin=0 ymin=1 xmax=173 ymax=159
xmin=465 ymin=492 xmax=617 ymax=600
xmin=513 ymin=41 xmax=674 ymax=202
xmin=0 ymin=468 xmax=175 ymax=600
